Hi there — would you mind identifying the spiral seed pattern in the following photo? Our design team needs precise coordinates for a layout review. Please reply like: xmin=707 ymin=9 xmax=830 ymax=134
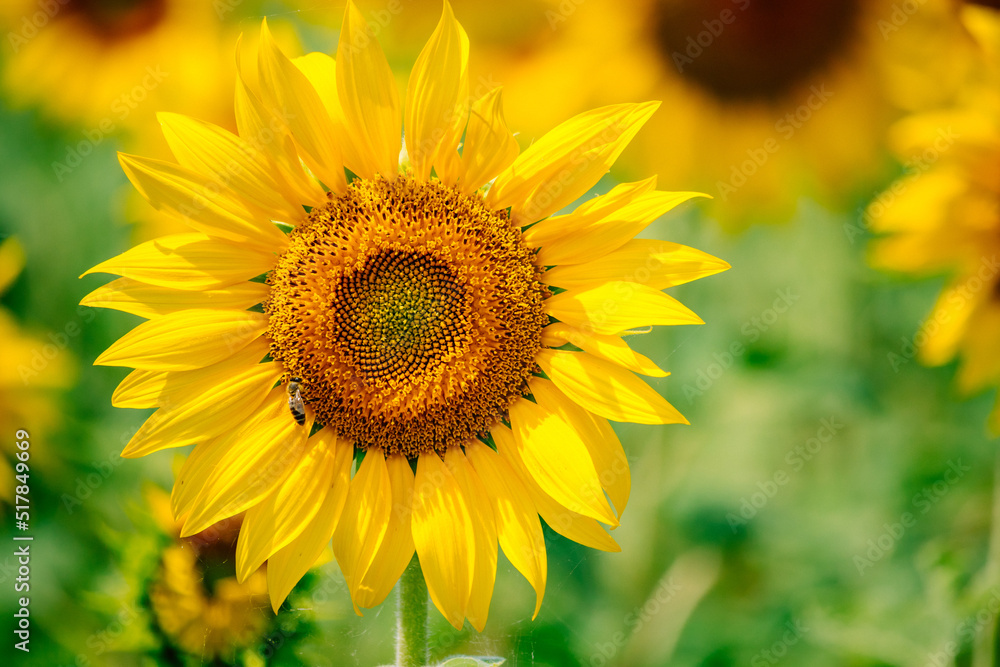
xmin=266 ymin=177 xmax=548 ymax=457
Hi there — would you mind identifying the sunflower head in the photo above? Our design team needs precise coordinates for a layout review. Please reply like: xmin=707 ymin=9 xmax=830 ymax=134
xmin=149 ymin=515 xmax=272 ymax=662
xmin=653 ymin=0 xmax=862 ymax=102
xmin=65 ymin=0 xmax=168 ymax=39
xmin=89 ymin=486 xmax=309 ymax=664
xmin=266 ymin=175 xmax=550 ymax=458
xmin=867 ymin=5 xmax=1000 ymax=433
xmin=83 ymin=0 xmax=728 ymax=631
xmin=0 ymin=0 xmax=231 ymax=126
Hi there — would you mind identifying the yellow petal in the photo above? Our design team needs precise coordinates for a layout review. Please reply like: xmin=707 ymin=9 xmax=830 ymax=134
xmin=919 ymin=275 xmax=986 ymax=366
xmin=537 ymin=349 xmax=688 ymax=425
xmin=990 ymin=392 xmax=1000 ymax=437
xmin=336 ymin=0 xmax=402 ymax=179
xmin=180 ymin=388 xmax=310 ymax=537
xmin=291 ymin=52 xmax=367 ymax=177
xmin=466 ymin=440 xmax=546 ymax=619
xmin=237 ymin=431 xmax=339 ymax=581
xmin=956 ymin=305 xmax=1000 ymax=394
xmin=866 ymin=168 xmax=965 ymax=236
xmin=545 ymin=283 xmax=703 ymax=335
xmin=530 ymin=378 xmax=630 ymax=518
xmin=542 ymin=239 xmax=730 ymax=291
xmin=172 ymin=436 xmax=228 ymax=522
xmin=81 ymin=234 xmax=276 ymax=291
xmin=118 ymin=153 xmax=288 ymax=250
xmin=533 ymin=191 xmax=706 ymax=266
xmin=355 ymin=454 xmax=416 ymax=609
xmin=112 ymin=338 xmax=270 ymax=409
xmin=257 ymin=20 xmax=346 ymax=192
xmin=460 ymin=87 xmax=520 ymax=194
xmin=81 ymin=278 xmax=269 ymax=319
xmin=444 ymin=448 xmax=496 ymax=632
xmin=487 ymin=102 xmax=659 ymax=225
xmin=542 ymin=322 xmax=666 ymax=377
xmin=492 ymin=424 xmax=619 ymax=552
xmin=332 ymin=450 xmax=392 ymax=610
xmin=112 ymin=369 xmax=167 ymax=408
xmin=524 ymin=178 xmax=656 ymax=249
xmin=0 ymin=238 xmax=25 ymax=294
xmin=234 ymin=44 xmax=326 ymax=206
xmin=405 ymin=0 xmax=469 ymax=182
xmin=292 ymin=53 xmax=337 ymax=111
xmin=157 ymin=112 xmax=305 ymax=226
xmin=122 ymin=356 xmax=281 ymax=458
xmin=267 ymin=428 xmax=353 ymax=611
xmin=412 ymin=452 xmax=475 ymax=629
xmin=508 ymin=396 xmax=617 ymax=526
xmin=143 ymin=484 xmax=178 ymax=537
xmin=95 ymin=309 xmax=267 ymax=371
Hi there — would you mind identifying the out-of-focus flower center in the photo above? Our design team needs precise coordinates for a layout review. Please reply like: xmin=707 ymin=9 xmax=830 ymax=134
xmin=653 ymin=0 xmax=860 ymax=101
xmin=66 ymin=0 xmax=167 ymax=38
xmin=149 ymin=521 xmax=269 ymax=660
xmin=266 ymin=177 xmax=548 ymax=458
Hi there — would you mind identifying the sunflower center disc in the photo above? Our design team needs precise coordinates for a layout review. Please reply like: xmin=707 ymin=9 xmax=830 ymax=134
xmin=653 ymin=0 xmax=860 ymax=101
xmin=68 ymin=0 xmax=167 ymax=38
xmin=332 ymin=249 xmax=467 ymax=382
xmin=266 ymin=177 xmax=548 ymax=457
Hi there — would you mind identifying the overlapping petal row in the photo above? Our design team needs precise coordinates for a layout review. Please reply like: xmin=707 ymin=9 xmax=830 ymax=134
xmin=83 ymin=0 xmax=728 ymax=629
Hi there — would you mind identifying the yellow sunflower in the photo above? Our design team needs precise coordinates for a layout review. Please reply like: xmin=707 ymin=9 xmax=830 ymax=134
xmin=143 ymin=487 xmax=273 ymax=662
xmin=868 ymin=4 xmax=1000 ymax=431
xmin=465 ymin=0 xmax=973 ymax=229
xmin=0 ymin=0 xmax=233 ymax=128
xmin=82 ymin=0 xmax=728 ymax=630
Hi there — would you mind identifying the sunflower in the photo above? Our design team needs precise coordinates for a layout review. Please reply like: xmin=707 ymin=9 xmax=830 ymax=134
xmin=0 ymin=0 xmax=233 ymax=128
xmin=145 ymin=492 xmax=272 ymax=662
xmin=104 ymin=485 xmax=296 ymax=664
xmin=868 ymin=4 xmax=1000 ymax=431
xmin=464 ymin=0 xmax=972 ymax=229
xmin=82 ymin=0 xmax=728 ymax=630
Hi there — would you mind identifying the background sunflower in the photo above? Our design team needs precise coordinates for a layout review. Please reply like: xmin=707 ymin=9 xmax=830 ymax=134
xmin=4 ymin=1 xmax=1000 ymax=666
xmin=378 ymin=0 xmax=977 ymax=230
xmin=869 ymin=4 xmax=1000 ymax=429
xmin=0 ymin=0 xmax=235 ymax=129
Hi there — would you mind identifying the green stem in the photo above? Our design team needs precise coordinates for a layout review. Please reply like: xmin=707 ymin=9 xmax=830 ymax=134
xmin=396 ymin=555 xmax=429 ymax=667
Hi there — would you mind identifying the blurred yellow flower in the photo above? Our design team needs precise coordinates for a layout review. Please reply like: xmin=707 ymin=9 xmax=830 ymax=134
xmin=144 ymin=487 xmax=272 ymax=663
xmin=0 ymin=0 xmax=234 ymax=129
xmin=0 ymin=237 xmax=73 ymax=507
xmin=469 ymin=0 xmax=973 ymax=229
xmin=82 ymin=0 xmax=727 ymax=630
xmin=868 ymin=5 xmax=1000 ymax=430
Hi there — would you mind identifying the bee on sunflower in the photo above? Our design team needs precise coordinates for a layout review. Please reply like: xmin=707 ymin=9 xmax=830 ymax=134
xmin=81 ymin=0 xmax=727 ymax=652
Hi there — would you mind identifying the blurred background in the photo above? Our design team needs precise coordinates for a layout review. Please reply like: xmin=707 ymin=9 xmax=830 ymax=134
xmin=3 ymin=0 xmax=1000 ymax=665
